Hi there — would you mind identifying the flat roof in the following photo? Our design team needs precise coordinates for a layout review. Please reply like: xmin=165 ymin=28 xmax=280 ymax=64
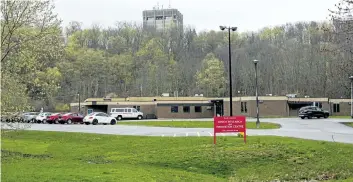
xmin=82 ymin=96 xmax=333 ymax=103
xmin=329 ymin=99 xmax=351 ymax=103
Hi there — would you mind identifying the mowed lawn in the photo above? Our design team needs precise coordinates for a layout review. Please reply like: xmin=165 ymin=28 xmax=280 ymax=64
xmin=342 ymin=122 xmax=353 ymax=128
xmin=2 ymin=131 xmax=353 ymax=182
xmin=119 ymin=121 xmax=281 ymax=129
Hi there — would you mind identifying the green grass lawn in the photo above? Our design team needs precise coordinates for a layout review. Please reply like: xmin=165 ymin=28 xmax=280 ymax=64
xmin=2 ymin=131 xmax=353 ymax=182
xmin=119 ymin=121 xmax=281 ymax=129
xmin=331 ymin=116 xmax=352 ymax=119
xmin=342 ymin=122 xmax=353 ymax=128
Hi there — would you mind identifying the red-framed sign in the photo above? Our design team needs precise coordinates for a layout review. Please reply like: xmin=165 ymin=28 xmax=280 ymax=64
xmin=214 ymin=116 xmax=246 ymax=144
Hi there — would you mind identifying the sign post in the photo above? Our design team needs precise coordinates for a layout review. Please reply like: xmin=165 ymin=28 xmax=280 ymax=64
xmin=213 ymin=116 xmax=246 ymax=144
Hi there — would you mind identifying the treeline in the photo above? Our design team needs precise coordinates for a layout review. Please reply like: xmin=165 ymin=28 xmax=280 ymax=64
xmin=1 ymin=0 xmax=353 ymax=111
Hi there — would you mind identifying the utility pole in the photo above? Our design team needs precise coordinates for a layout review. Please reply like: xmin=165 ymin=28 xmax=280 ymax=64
xmin=254 ymin=60 xmax=260 ymax=128
xmin=78 ymin=93 xmax=81 ymax=114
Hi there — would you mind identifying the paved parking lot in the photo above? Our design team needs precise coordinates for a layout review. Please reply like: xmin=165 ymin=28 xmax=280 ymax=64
xmin=2 ymin=118 xmax=353 ymax=144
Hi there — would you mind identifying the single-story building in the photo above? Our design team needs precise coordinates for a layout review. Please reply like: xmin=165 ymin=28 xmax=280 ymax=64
xmin=329 ymin=99 xmax=351 ymax=116
xmin=69 ymin=96 xmax=352 ymax=118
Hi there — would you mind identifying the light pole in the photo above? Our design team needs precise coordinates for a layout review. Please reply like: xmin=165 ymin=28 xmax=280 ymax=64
xmin=220 ymin=25 xmax=237 ymax=116
xmin=349 ymin=76 xmax=353 ymax=119
xmin=77 ymin=93 xmax=81 ymax=114
xmin=253 ymin=60 xmax=260 ymax=128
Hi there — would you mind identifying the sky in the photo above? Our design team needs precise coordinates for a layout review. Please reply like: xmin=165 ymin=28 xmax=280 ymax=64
xmin=53 ymin=0 xmax=339 ymax=33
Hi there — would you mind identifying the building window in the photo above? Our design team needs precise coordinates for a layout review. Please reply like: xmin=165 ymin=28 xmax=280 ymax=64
xmin=314 ymin=102 xmax=322 ymax=108
xmin=183 ymin=106 xmax=190 ymax=113
xmin=171 ymin=106 xmax=178 ymax=113
xmin=133 ymin=106 xmax=141 ymax=111
xmin=333 ymin=104 xmax=340 ymax=113
xmin=241 ymin=102 xmax=247 ymax=113
xmin=195 ymin=106 xmax=202 ymax=113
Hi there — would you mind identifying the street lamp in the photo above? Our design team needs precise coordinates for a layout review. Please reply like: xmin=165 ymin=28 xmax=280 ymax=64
xmin=77 ymin=93 xmax=81 ymax=114
xmin=220 ymin=26 xmax=238 ymax=116
xmin=349 ymin=76 xmax=353 ymax=118
xmin=253 ymin=60 xmax=260 ymax=128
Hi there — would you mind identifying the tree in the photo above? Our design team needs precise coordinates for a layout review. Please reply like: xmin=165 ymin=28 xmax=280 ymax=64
xmin=196 ymin=53 xmax=226 ymax=97
xmin=1 ymin=0 xmax=61 ymax=62
xmin=328 ymin=0 xmax=353 ymax=96
xmin=1 ymin=0 xmax=63 ymax=124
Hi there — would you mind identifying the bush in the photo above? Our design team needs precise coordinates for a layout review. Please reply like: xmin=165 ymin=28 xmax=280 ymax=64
xmin=54 ymin=103 xmax=70 ymax=112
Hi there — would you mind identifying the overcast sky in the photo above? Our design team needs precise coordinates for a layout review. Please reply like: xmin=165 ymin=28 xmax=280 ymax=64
xmin=53 ymin=0 xmax=338 ymax=32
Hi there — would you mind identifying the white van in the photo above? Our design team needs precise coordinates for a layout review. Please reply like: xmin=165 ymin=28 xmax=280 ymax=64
xmin=110 ymin=107 xmax=144 ymax=120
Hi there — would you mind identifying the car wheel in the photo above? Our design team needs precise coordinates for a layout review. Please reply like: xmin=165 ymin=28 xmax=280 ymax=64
xmin=67 ymin=119 xmax=72 ymax=124
xmin=31 ymin=119 xmax=36 ymax=123
xmin=137 ymin=115 xmax=143 ymax=120
xmin=42 ymin=119 xmax=47 ymax=124
xmin=110 ymin=119 xmax=116 ymax=125
xmin=117 ymin=116 xmax=122 ymax=120
xmin=307 ymin=116 xmax=312 ymax=119
xmin=92 ymin=119 xmax=98 ymax=125
xmin=324 ymin=115 xmax=329 ymax=118
xmin=300 ymin=117 xmax=305 ymax=119
xmin=85 ymin=122 xmax=90 ymax=125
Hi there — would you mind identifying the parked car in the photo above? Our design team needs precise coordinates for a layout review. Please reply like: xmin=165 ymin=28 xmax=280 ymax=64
xmin=22 ymin=112 xmax=40 ymax=123
xmin=47 ymin=113 xmax=62 ymax=124
xmin=298 ymin=106 xmax=330 ymax=119
xmin=110 ymin=107 xmax=144 ymax=120
xmin=1 ymin=112 xmax=22 ymax=123
xmin=59 ymin=113 xmax=84 ymax=124
xmin=83 ymin=112 xmax=117 ymax=125
xmin=35 ymin=112 xmax=52 ymax=123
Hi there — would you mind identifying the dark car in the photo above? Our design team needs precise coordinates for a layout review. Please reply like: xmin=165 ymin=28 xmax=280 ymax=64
xmin=59 ymin=113 xmax=84 ymax=124
xmin=298 ymin=106 xmax=330 ymax=119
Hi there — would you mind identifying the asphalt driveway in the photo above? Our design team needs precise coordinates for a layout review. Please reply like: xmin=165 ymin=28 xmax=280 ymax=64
xmin=2 ymin=118 xmax=353 ymax=144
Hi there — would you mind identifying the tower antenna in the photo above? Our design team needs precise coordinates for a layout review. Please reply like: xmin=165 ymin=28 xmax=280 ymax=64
xmin=168 ymin=0 xmax=171 ymax=8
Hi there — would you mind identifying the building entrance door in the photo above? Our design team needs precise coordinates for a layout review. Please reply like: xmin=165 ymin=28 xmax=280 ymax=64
xmin=210 ymin=100 xmax=224 ymax=116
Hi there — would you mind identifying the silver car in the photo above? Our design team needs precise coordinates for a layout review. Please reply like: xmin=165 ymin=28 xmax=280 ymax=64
xmin=22 ymin=112 xmax=40 ymax=123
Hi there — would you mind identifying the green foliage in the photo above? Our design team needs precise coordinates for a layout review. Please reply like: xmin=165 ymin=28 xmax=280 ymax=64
xmin=54 ymin=103 xmax=70 ymax=112
xmin=1 ymin=0 xmax=352 ymax=111
xmin=2 ymin=131 xmax=353 ymax=181
xmin=0 ymin=72 xmax=32 ymax=113
xmin=119 ymin=121 xmax=281 ymax=129
xmin=196 ymin=53 xmax=226 ymax=97
xmin=1 ymin=0 xmax=64 ymax=111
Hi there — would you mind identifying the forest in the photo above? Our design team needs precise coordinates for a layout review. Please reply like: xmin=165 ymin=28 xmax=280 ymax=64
xmin=1 ymin=0 xmax=353 ymax=111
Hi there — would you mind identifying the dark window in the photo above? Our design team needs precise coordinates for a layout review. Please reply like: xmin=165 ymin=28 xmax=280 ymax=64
xmin=183 ymin=106 xmax=190 ymax=113
xmin=241 ymin=102 xmax=247 ymax=113
xmin=133 ymin=106 xmax=141 ymax=111
xmin=171 ymin=106 xmax=178 ymax=113
xmin=333 ymin=104 xmax=340 ymax=113
xmin=195 ymin=106 xmax=202 ymax=113
xmin=116 ymin=109 xmax=124 ymax=112
xmin=314 ymin=102 xmax=322 ymax=108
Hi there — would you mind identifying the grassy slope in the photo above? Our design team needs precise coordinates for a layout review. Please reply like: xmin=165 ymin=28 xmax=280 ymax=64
xmin=2 ymin=131 xmax=353 ymax=182
xmin=118 ymin=121 xmax=280 ymax=129
xmin=342 ymin=122 xmax=353 ymax=128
